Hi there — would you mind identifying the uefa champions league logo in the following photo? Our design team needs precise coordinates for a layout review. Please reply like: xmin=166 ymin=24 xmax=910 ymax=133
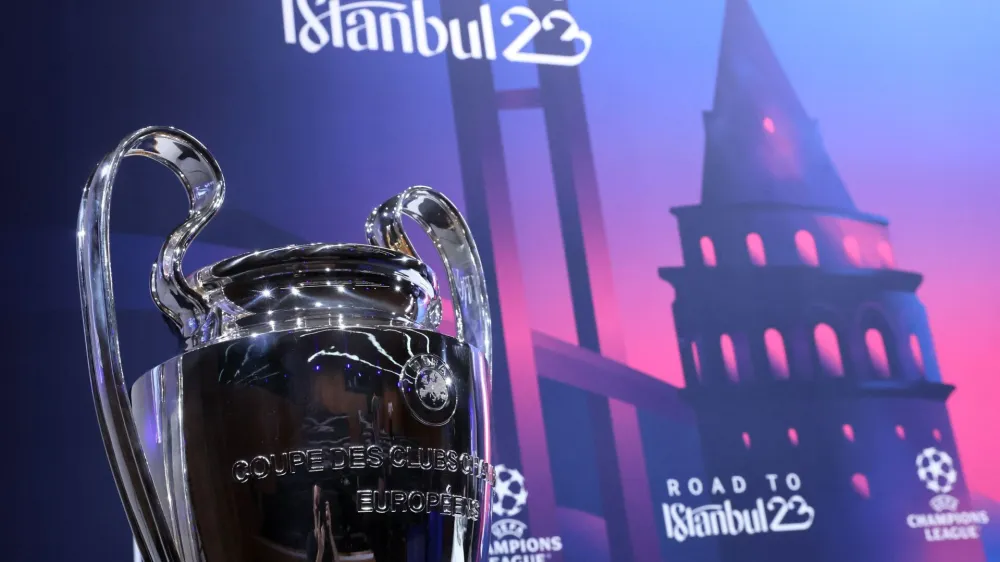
xmin=488 ymin=465 xmax=563 ymax=561
xmin=915 ymin=447 xmax=958 ymax=495
xmin=281 ymin=0 xmax=592 ymax=67
xmin=905 ymin=445 xmax=990 ymax=542
xmin=492 ymin=465 xmax=529 ymax=518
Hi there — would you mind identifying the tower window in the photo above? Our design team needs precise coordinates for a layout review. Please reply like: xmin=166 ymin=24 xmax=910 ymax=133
xmin=895 ymin=425 xmax=906 ymax=439
xmin=742 ymin=432 xmax=752 ymax=449
xmin=843 ymin=424 xmax=855 ymax=442
xmin=700 ymin=236 xmax=718 ymax=267
xmin=746 ymin=232 xmax=767 ymax=266
xmin=814 ymin=323 xmax=844 ymax=376
xmin=865 ymin=328 xmax=891 ymax=378
xmin=795 ymin=230 xmax=819 ymax=267
xmin=852 ymin=473 xmax=871 ymax=499
xmin=843 ymin=236 xmax=862 ymax=267
xmin=762 ymin=117 xmax=775 ymax=134
xmin=691 ymin=342 xmax=703 ymax=381
xmin=720 ymin=334 xmax=739 ymax=382
xmin=764 ymin=328 xmax=789 ymax=379
xmin=788 ymin=427 xmax=799 ymax=446
xmin=910 ymin=334 xmax=924 ymax=374
xmin=877 ymin=240 xmax=895 ymax=268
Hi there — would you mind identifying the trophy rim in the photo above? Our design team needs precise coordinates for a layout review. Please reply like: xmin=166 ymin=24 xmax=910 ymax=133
xmin=190 ymin=242 xmax=436 ymax=286
xmin=180 ymin=243 xmax=444 ymax=345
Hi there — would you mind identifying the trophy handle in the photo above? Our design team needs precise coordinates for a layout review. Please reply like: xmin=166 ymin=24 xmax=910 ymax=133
xmin=77 ymin=126 xmax=225 ymax=562
xmin=366 ymin=186 xmax=492 ymax=370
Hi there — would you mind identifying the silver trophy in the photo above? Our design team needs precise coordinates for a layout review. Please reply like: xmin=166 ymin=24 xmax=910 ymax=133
xmin=77 ymin=126 xmax=494 ymax=562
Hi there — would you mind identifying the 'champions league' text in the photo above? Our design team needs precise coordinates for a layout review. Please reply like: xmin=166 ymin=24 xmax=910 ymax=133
xmin=906 ymin=509 xmax=990 ymax=542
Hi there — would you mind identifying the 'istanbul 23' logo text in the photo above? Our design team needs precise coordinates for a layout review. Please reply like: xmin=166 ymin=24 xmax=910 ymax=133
xmin=281 ymin=0 xmax=592 ymax=66
xmin=661 ymin=473 xmax=816 ymax=543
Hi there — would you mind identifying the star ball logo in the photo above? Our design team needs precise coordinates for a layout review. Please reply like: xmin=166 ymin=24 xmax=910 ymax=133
xmin=905 ymin=446 xmax=989 ymax=542
xmin=915 ymin=447 xmax=957 ymax=495
xmin=281 ymin=0 xmax=592 ymax=67
xmin=493 ymin=464 xmax=528 ymax=518
xmin=488 ymin=465 xmax=563 ymax=562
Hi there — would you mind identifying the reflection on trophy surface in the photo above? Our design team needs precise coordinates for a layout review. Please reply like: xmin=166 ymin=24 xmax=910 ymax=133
xmin=79 ymin=127 xmax=494 ymax=562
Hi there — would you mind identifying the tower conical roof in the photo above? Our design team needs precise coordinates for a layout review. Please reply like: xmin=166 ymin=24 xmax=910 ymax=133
xmin=700 ymin=0 xmax=856 ymax=211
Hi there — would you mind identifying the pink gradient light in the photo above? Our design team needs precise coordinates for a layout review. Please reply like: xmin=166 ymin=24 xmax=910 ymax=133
xmin=700 ymin=236 xmax=717 ymax=267
xmin=795 ymin=230 xmax=819 ymax=266
xmin=843 ymin=423 xmax=855 ymax=442
xmin=764 ymin=328 xmax=790 ymax=379
xmin=477 ymin=152 xmax=561 ymax=538
xmin=877 ymin=240 xmax=895 ymax=268
xmin=746 ymin=232 xmax=767 ymax=265
xmin=577 ymin=42 xmax=1000 ymax=516
xmin=933 ymin=428 xmax=943 ymax=442
xmin=579 ymin=200 xmax=630 ymax=363
xmin=610 ymin=400 xmax=663 ymax=559
xmin=896 ymin=425 xmax=906 ymax=439
xmin=919 ymin=268 xmax=1000 ymax=501
xmin=762 ymin=116 xmax=775 ymax=134
xmin=852 ymin=473 xmax=871 ymax=499
xmin=865 ymin=328 xmax=890 ymax=377
xmin=721 ymin=334 xmax=739 ymax=381
xmin=814 ymin=323 xmax=844 ymax=376
xmin=843 ymin=236 xmax=862 ymax=266
xmin=529 ymin=0 xmax=1000 ymax=504
xmin=909 ymin=334 xmax=924 ymax=374
xmin=788 ymin=427 xmax=799 ymax=446
xmin=742 ymin=432 xmax=752 ymax=449
xmin=691 ymin=342 xmax=702 ymax=380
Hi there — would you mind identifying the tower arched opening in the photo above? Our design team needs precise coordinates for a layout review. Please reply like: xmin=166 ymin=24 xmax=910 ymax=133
xmin=843 ymin=235 xmax=862 ymax=267
xmin=700 ymin=236 xmax=718 ymax=267
xmin=720 ymin=333 xmax=739 ymax=382
xmin=805 ymin=305 xmax=852 ymax=379
xmin=909 ymin=334 xmax=925 ymax=377
xmin=877 ymin=240 xmax=895 ymax=268
xmin=764 ymin=328 xmax=790 ymax=379
xmin=813 ymin=323 xmax=844 ymax=377
xmin=795 ymin=230 xmax=819 ymax=267
xmin=746 ymin=232 xmax=767 ymax=266
xmin=857 ymin=306 xmax=903 ymax=380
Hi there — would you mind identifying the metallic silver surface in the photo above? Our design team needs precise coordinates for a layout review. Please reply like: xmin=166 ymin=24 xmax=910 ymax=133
xmin=132 ymin=325 xmax=492 ymax=562
xmin=189 ymin=243 xmax=445 ymax=349
xmin=78 ymin=126 xmax=223 ymax=562
xmin=78 ymin=127 xmax=493 ymax=562
xmin=366 ymin=187 xmax=492 ymax=371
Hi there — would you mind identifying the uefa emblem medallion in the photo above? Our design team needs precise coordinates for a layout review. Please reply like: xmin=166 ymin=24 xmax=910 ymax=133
xmin=402 ymin=354 xmax=458 ymax=426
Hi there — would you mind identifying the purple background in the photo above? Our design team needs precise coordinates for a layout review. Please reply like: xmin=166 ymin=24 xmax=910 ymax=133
xmin=5 ymin=0 xmax=998 ymax=560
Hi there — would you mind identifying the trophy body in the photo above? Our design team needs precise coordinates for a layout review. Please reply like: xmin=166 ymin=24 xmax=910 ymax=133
xmin=78 ymin=128 xmax=493 ymax=562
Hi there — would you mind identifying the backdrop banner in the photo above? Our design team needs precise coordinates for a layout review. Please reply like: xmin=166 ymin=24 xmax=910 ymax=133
xmin=8 ymin=1 xmax=998 ymax=561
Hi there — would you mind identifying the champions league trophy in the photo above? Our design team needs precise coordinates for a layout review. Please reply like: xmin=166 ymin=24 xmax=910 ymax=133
xmin=77 ymin=127 xmax=494 ymax=562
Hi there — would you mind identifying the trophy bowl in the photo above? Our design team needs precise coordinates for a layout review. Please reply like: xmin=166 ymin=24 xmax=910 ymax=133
xmin=77 ymin=127 xmax=494 ymax=562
